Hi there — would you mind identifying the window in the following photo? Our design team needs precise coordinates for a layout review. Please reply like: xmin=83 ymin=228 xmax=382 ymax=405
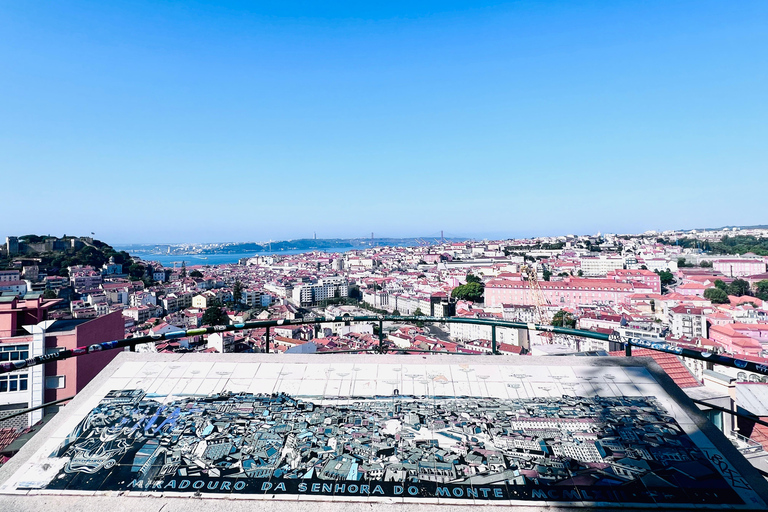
xmin=0 ymin=345 xmax=29 ymax=362
xmin=704 ymin=409 xmax=723 ymax=431
xmin=45 ymin=376 xmax=66 ymax=389
xmin=0 ymin=374 xmax=28 ymax=392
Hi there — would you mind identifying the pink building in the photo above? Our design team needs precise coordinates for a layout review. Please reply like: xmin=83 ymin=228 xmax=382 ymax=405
xmin=38 ymin=312 xmax=125 ymax=403
xmin=0 ymin=298 xmax=124 ymax=429
xmin=713 ymin=259 xmax=767 ymax=277
xmin=706 ymin=311 xmax=733 ymax=327
xmin=708 ymin=324 xmax=763 ymax=356
xmin=674 ymin=282 xmax=710 ymax=297
xmin=484 ymin=277 xmax=639 ymax=309
xmin=607 ymin=269 xmax=661 ymax=294
xmin=0 ymin=296 xmax=57 ymax=338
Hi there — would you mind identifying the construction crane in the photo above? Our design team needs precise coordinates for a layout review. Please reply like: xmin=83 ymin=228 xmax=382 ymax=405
xmin=520 ymin=263 xmax=578 ymax=349
xmin=520 ymin=264 xmax=550 ymax=326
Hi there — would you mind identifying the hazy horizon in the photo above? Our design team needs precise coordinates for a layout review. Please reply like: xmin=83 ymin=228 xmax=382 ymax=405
xmin=5 ymin=222 xmax=764 ymax=248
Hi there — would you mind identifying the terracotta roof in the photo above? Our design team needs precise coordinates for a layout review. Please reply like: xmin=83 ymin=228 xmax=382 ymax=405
xmin=749 ymin=419 xmax=768 ymax=452
xmin=609 ymin=348 xmax=700 ymax=388
xmin=0 ymin=428 xmax=22 ymax=452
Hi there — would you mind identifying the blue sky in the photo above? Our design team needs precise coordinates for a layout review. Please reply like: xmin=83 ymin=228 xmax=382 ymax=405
xmin=1 ymin=1 xmax=766 ymax=243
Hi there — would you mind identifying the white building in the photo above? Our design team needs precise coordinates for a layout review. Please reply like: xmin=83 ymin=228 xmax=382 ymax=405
xmin=0 ymin=270 xmax=21 ymax=282
xmin=207 ymin=332 xmax=234 ymax=353
xmin=130 ymin=291 xmax=157 ymax=308
xmin=0 ymin=281 xmax=27 ymax=296
xmin=291 ymin=278 xmax=349 ymax=306
xmin=449 ymin=321 xmax=527 ymax=349
xmin=578 ymin=256 xmax=625 ymax=276
xmin=669 ymin=305 xmax=708 ymax=339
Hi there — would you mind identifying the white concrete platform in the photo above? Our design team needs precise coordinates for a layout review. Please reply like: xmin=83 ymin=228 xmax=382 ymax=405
xmin=1 ymin=353 xmax=767 ymax=511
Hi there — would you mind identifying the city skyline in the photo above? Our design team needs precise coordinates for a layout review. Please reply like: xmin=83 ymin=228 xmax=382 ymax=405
xmin=2 ymin=223 xmax=767 ymax=248
xmin=1 ymin=1 xmax=766 ymax=243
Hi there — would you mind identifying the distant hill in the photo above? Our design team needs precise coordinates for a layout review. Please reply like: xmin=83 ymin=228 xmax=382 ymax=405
xmin=0 ymin=235 xmax=133 ymax=276
xmin=117 ymin=237 xmax=468 ymax=255
xmin=211 ymin=239 xmax=354 ymax=254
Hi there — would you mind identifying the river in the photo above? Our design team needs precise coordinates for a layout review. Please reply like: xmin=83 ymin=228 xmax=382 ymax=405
xmin=131 ymin=247 xmax=357 ymax=267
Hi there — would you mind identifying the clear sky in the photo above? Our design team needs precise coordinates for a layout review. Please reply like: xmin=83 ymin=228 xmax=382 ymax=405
xmin=1 ymin=1 xmax=766 ymax=244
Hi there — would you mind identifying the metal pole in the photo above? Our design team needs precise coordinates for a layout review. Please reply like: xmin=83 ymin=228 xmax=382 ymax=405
xmin=625 ymin=343 xmax=632 ymax=357
xmin=0 ymin=395 xmax=74 ymax=422
xmin=265 ymin=327 xmax=270 ymax=354
xmin=491 ymin=325 xmax=497 ymax=354
xmin=378 ymin=320 xmax=384 ymax=353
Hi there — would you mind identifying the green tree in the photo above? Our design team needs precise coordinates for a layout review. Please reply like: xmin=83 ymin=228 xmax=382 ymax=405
xmin=392 ymin=309 xmax=401 ymax=316
xmin=466 ymin=273 xmax=482 ymax=284
xmin=756 ymin=280 xmax=768 ymax=301
xmin=577 ymin=270 xmax=583 ymax=277
xmin=413 ymin=307 xmax=425 ymax=326
xmin=552 ymin=309 xmax=576 ymax=328
xmin=233 ymin=279 xmax=244 ymax=305
xmin=43 ymin=289 xmax=57 ymax=299
xmin=20 ymin=235 xmax=45 ymax=243
xmin=714 ymin=279 xmax=728 ymax=291
xmin=542 ymin=269 xmax=552 ymax=281
xmin=451 ymin=282 xmax=484 ymax=302
xmin=189 ymin=270 xmax=203 ymax=278
xmin=128 ymin=263 xmax=145 ymax=280
xmin=700 ymin=260 xmax=713 ymax=268
xmin=201 ymin=299 xmax=228 ymax=326
xmin=704 ymin=287 xmax=729 ymax=304
xmin=728 ymin=278 xmax=751 ymax=297
xmin=655 ymin=270 xmax=674 ymax=286
xmin=180 ymin=261 xmax=187 ymax=278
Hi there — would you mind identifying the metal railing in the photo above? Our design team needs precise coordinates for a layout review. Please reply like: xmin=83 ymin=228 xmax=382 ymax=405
xmin=690 ymin=398 xmax=768 ymax=477
xmin=3 ymin=315 xmax=768 ymax=380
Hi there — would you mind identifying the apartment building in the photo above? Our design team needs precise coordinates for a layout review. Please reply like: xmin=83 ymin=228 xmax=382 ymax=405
xmin=485 ymin=277 xmax=642 ymax=309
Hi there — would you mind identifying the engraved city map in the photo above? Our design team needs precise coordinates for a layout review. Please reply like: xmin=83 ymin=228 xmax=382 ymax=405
xmin=1 ymin=358 xmax=763 ymax=508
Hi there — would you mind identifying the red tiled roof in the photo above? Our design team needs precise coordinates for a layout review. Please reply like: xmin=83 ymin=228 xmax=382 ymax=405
xmin=0 ymin=428 xmax=21 ymax=451
xmin=609 ymin=348 xmax=700 ymax=388
xmin=750 ymin=418 xmax=768 ymax=452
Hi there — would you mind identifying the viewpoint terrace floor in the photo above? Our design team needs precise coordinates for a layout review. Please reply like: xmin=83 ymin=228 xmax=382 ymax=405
xmin=1 ymin=353 xmax=767 ymax=511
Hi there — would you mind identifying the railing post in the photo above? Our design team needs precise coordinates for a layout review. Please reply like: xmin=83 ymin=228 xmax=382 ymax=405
xmin=379 ymin=320 xmax=384 ymax=353
xmin=491 ymin=325 xmax=497 ymax=354
xmin=625 ymin=342 xmax=632 ymax=357
xmin=265 ymin=327 xmax=270 ymax=354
